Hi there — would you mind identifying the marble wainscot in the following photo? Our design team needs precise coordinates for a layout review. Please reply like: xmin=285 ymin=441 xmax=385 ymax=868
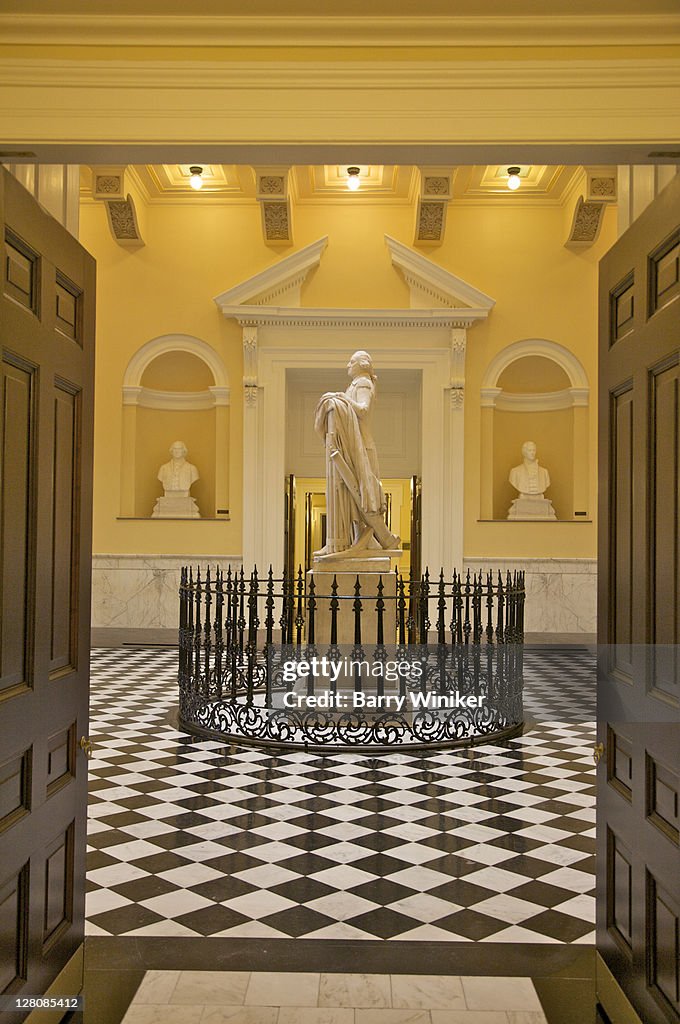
xmin=463 ymin=557 xmax=597 ymax=634
xmin=91 ymin=554 xmax=243 ymax=629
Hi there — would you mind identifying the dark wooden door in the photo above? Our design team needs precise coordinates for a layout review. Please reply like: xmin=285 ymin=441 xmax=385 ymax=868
xmin=1 ymin=168 xmax=95 ymax=1021
xmin=597 ymin=173 xmax=679 ymax=1024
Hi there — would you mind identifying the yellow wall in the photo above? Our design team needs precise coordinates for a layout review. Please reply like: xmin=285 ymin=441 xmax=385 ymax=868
xmin=497 ymin=355 xmax=571 ymax=393
xmin=134 ymin=408 xmax=216 ymax=518
xmin=454 ymin=199 xmax=614 ymax=557
xmin=492 ymin=409 xmax=574 ymax=521
xmin=81 ymin=178 xmax=615 ymax=561
xmin=141 ymin=351 xmax=214 ymax=391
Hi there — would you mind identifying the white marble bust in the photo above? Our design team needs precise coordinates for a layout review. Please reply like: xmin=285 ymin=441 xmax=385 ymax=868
xmin=507 ymin=441 xmax=556 ymax=520
xmin=152 ymin=441 xmax=200 ymax=518
xmin=509 ymin=440 xmax=550 ymax=498
xmin=158 ymin=440 xmax=199 ymax=495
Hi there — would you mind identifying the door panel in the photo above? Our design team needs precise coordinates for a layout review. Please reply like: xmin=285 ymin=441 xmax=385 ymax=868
xmin=598 ymin=172 xmax=680 ymax=1024
xmin=0 ymin=168 xmax=95 ymax=1022
xmin=0 ymin=355 xmax=36 ymax=696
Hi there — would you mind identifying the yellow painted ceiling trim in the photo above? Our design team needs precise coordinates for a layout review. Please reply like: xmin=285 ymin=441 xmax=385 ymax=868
xmin=1 ymin=13 xmax=680 ymax=48
xmin=2 ymin=45 xmax=680 ymax=63
xmin=3 ymin=58 xmax=679 ymax=90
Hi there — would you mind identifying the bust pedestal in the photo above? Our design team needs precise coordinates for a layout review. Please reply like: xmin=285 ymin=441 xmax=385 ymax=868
xmin=152 ymin=494 xmax=200 ymax=518
xmin=308 ymin=557 xmax=397 ymax=646
xmin=508 ymin=496 xmax=556 ymax=521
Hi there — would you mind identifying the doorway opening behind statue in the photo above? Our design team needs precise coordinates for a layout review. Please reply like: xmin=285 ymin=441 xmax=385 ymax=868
xmin=284 ymin=364 xmax=422 ymax=578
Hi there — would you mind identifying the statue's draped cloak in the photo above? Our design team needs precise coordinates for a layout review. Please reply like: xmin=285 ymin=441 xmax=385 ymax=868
xmin=314 ymin=379 xmax=385 ymax=553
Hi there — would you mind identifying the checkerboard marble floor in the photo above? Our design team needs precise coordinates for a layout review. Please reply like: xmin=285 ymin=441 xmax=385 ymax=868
xmin=86 ymin=646 xmax=596 ymax=944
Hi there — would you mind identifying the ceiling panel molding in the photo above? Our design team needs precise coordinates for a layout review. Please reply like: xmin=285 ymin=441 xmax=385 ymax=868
xmin=291 ymin=165 xmax=418 ymax=204
xmin=2 ymin=58 xmax=678 ymax=92
xmin=1 ymin=13 xmax=679 ymax=48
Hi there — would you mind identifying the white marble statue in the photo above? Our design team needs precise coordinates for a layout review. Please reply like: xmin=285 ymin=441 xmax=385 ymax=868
xmin=507 ymin=440 xmax=557 ymax=520
xmin=313 ymin=351 xmax=400 ymax=560
xmin=152 ymin=440 xmax=201 ymax=518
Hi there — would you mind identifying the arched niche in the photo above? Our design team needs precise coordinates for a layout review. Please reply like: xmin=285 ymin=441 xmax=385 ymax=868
xmin=479 ymin=339 xmax=590 ymax=521
xmin=120 ymin=334 xmax=230 ymax=518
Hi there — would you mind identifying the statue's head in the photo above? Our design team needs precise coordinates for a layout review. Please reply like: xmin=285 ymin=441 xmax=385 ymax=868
xmin=347 ymin=350 xmax=376 ymax=381
xmin=521 ymin=441 xmax=537 ymax=461
xmin=170 ymin=441 xmax=188 ymax=459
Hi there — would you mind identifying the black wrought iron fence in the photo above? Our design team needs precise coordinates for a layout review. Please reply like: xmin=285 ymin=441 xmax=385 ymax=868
xmin=177 ymin=567 xmax=525 ymax=750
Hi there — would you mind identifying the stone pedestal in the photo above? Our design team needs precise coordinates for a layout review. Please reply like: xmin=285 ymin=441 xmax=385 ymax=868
xmin=152 ymin=495 xmax=200 ymax=518
xmin=508 ymin=496 xmax=556 ymax=521
xmin=307 ymin=560 xmax=397 ymax=647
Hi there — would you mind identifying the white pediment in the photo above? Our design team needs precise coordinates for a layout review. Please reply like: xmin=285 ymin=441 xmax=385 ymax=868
xmin=214 ymin=235 xmax=328 ymax=309
xmin=214 ymin=232 xmax=494 ymax=328
xmin=385 ymin=234 xmax=496 ymax=311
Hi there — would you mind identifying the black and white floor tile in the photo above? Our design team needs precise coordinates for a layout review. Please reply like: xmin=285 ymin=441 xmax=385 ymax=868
xmin=86 ymin=646 xmax=596 ymax=944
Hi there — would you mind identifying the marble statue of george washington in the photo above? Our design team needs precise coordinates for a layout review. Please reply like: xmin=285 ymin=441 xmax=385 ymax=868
xmin=313 ymin=350 xmax=400 ymax=560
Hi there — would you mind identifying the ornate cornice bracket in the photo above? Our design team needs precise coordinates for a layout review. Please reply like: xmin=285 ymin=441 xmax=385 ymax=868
xmin=256 ymin=166 xmax=293 ymax=246
xmin=104 ymin=194 xmax=144 ymax=248
xmin=86 ymin=166 xmax=145 ymax=249
xmin=565 ymin=195 xmax=606 ymax=249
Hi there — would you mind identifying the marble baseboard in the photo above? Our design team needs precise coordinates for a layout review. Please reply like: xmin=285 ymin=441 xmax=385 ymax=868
xmin=463 ymin=558 xmax=597 ymax=634
xmin=91 ymin=554 xmax=243 ymax=629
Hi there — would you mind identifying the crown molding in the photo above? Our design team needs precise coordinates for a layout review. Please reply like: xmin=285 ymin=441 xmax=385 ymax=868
xmin=214 ymin=236 xmax=327 ymax=309
xmin=2 ymin=58 xmax=679 ymax=92
xmin=123 ymin=385 xmax=230 ymax=409
xmin=2 ymin=14 xmax=679 ymax=48
xmin=386 ymin=234 xmax=495 ymax=311
xmin=221 ymin=307 xmax=489 ymax=329
xmin=480 ymin=386 xmax=590 ymax=410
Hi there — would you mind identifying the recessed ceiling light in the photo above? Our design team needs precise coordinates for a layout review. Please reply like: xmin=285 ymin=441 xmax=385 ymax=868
xmin=189 ymin=166 xmax=204 ymax=190
xmin=346 ymin=166 xmax=361 ymax=192
xmin=506 ymin=166 xmax=522 ymax=191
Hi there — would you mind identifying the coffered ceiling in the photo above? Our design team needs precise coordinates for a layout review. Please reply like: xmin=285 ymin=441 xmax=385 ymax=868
xmin=81 ymin=164 xmax=585 ymax=205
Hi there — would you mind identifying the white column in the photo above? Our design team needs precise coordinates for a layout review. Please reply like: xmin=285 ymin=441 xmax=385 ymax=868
xmin=631 ymin=165 xmax=656 ymax=222
xmin=241 ymin=324 xmax=260 ymax=568
xmin=655 ymin=165 xmax=678 ymax=195
xmin=262 ymin=361 xmax=287 ymax=575
xmin=445 ymin=328 xmax=467 ymax=574
xmin=617 ymin=165 xmax=632 ymax=235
